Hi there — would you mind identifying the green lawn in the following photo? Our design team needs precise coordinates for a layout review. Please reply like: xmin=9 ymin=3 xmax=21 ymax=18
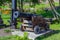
xmin=36 ymin=24 xmax=60 ymax=40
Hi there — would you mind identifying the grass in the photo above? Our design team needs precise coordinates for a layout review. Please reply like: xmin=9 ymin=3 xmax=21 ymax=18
xmin=1 ymin=14 xmax=10 ymax=25
xmin=36 ymin=24 xmax=60 ymax=40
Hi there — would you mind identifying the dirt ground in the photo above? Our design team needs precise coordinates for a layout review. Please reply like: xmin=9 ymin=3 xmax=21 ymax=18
xmin=0 ymin=27 xmax=11 ymax=37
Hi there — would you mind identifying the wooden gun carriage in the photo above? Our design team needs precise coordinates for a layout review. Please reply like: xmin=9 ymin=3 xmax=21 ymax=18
xmin=19 ymin=13 xmax=49 ymax=34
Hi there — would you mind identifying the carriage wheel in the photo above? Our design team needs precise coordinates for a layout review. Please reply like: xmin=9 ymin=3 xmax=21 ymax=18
xmin=20 ymin=25 xmax=26 ymax=31
xmin=34 ymin=25 xmax=41 ymax=34
xmin=45 ymin=23 xmax=50 ymax=31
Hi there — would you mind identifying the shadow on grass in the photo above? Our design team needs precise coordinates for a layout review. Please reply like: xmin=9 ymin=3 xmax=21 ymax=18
xmin=35 ymin=30 xmax=60 ymax=40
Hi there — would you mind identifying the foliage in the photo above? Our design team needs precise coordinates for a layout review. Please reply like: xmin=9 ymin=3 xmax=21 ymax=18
xmin=0 ymin=5 xmax=9 ymax=9
xmin=17 ymin=22 xmax=22 ymax=29
xmin=24 ymin=0 xmax=31 ymax=2
xmin=42 ymin=0 xmax=46 ymax=2
xmin=32 ymin=0 xmax=39 ymax=4
xmin=15 ymin=32 xmax=29 ymax=40
xmin=0 ymin=0 xmax=11 ymax=6
xmin=5 ymin=0 xmax=11 ymax=3
xmin=0 ymin=0 xmax=5 ymax=6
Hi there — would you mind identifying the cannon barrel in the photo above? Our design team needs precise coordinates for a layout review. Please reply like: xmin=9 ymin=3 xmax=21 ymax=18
xmin=19 ymin=12 xmax=37 ymax=19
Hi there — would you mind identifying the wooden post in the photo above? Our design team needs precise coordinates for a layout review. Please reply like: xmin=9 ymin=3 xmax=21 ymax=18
xmin=59 ymin=0 xmax=60 ymax=6
xmin=11 ymin=0 xmax=17 ymax=29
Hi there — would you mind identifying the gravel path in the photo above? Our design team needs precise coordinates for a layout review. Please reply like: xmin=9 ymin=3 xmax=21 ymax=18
xmin=0 ymin=27 xmax=11 ymax=37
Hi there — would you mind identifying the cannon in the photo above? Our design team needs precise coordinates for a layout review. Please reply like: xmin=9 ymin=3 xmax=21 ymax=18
xmin=11 ymin=0 xmax=50 ymax=34
xmin=11 ymin=10 xmax=50 ymax=34
xmin=18 ymin=13 xmax=50 ymax=34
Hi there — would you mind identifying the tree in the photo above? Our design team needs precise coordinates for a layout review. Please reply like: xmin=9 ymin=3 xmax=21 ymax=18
xmin=5 ymin=0 xmax=11 ymax=3
xmin=59 ymin=0 xmax=60 ymax=6
xmin=0 ymin=0 xmax=5 ymax=6
xmin=48 ymin=0 xmax=60 ymax=23
xmin=18 ymin=0 xmax=24 ymax=12
xmin=0 ymin=0 xmax=11 ymax=6
xmin=21 ymin=0 xmax=24 ymax=12
xmin=32 ymin=0 xmax=39 ymax=4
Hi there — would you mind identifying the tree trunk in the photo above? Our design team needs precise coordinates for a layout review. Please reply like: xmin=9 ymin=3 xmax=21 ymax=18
xmin=48 ymin=0 xmax=60 ymax=23
xmin=21 ymin=0 xmax=23 ymax=12
xmin=59 ymin=0 xmax=60 ymax=6
xmin=48 ymin=0 xmax=56 ymax=18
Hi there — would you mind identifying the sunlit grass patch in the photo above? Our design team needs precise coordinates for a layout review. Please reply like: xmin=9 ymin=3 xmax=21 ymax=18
xmin=36 ymin=24 xmax=60 ymax=40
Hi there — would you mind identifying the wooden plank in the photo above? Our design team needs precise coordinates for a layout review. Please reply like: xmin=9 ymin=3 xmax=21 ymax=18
xmin=23 ymin=20 xmax=32 ymax=23
xmin=22 ymin=24 xmax=33 ymax=27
